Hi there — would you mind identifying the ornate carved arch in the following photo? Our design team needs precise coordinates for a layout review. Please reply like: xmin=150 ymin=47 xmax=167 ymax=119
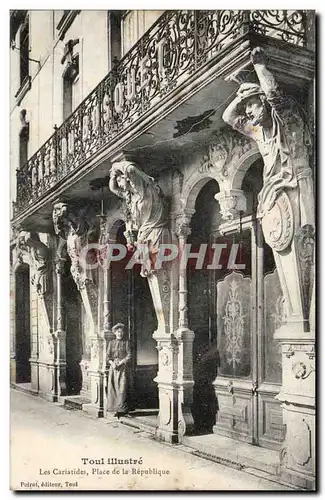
xmin=182 ymin=129 xmax=262 ymax=222
xmin=181 ymin=174 xmax=217 ymax=213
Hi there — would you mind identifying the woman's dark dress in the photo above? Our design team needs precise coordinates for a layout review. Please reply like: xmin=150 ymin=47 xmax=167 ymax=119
xmin=106 ymin=339 xmax=131 ymax=413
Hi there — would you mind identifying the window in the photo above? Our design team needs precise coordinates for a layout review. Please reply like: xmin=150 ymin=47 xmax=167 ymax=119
xmin=62 ymin=39 xmax=80 ymax=121
xmin=121 ymin=10 xmax=163 ymax=57
xmin=19 ymin=109 xmax=29 ymax=168
xmin=108 ymin=11 xmax=122 ymax=70
xmin=19 ymin=14 xmax=29 ymax=87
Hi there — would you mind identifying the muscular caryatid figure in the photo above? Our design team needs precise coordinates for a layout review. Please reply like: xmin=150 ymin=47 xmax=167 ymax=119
xmin=222 ymin=47 xmax=314 ymax=228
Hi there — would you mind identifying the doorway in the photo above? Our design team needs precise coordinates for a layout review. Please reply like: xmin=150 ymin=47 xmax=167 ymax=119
xmin=63 ymin=271 xmax=83 ymax=395
xmin=212 ymin=159 xmax=285 ymax=450
xmin=187 ymin=179 xmax=220 ymax=435
xmin=187 ymin=162 xmax=285 ymax=450
xmin=15 ymin=264 xmax=31 ymax=384
xmin=111 ymin=222 xmax=158 ymax=411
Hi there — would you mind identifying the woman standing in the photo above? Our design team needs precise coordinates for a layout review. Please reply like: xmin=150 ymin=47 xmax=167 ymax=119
xmin=106 ymin=323 xmax=132 ymax=417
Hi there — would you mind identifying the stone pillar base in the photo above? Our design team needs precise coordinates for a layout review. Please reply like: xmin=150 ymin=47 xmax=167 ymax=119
xmin=80 ymin=359 xmax=91 ymax=400
xmin=10 ymin=358 xmax=16 ymax=384
xmin=38 ymin=361 xmax=60 ymax=402
xmin=30 ymin=359 xmax=39 ymax=392
xmin=176 ymin=328 xmax=195 ymax=438
xmin=83 ymin=402 xmax=104 ymax=418
xmin=155 ymin=427 xmax=179 ymax=444
xmin=82 ymin=337 xmax=107 ymax=417
xmin=274 ymin=327 xmax=315 ymax=490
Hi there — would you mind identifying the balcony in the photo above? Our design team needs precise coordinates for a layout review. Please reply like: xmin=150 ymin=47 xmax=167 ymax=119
xmin=13 ymin=10 xmax=314 ymax=222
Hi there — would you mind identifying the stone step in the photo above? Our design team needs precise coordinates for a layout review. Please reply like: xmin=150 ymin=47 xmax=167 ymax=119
xmin=182 ymin=434 xmax=280 ymax=476
xmin=120 ymin=411 xmax=158 ymax=434
xmin=11 ymin=383 xmax=38 ymax=397
xmin=63 ymin=396 xmax=90 ymax=411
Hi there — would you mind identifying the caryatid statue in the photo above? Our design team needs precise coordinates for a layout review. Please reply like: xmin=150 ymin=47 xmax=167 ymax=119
xmin=109 ymin=160 xmax=168 ymax=270
xmin=222 ymin=47 xmax=315 ymax=327
xmin=17 ymin=231 xmax=50 ymax=295
xmin=222 ymin=46 xmax=314 ymax=228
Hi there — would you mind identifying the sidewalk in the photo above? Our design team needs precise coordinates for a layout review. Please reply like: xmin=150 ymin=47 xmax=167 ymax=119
xmin=10 ymin=388 xmax=293 ymax=491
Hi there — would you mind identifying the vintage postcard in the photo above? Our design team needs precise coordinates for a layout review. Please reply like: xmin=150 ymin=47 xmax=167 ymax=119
xmin=10 ymin=9 xmax=316 ymax=491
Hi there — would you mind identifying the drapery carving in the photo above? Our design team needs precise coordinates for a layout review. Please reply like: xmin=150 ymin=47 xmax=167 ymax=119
xmin=17 ymin=231 xmax=50 ymax=295
xmin=109 ymin=160 xmax=168 ymax=253
xmin=52 ymin=202 xmax=98 ymax=290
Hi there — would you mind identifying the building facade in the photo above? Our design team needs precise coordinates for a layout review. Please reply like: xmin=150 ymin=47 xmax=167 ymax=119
xmin=10 ymin=10 xmax=316 ymax=490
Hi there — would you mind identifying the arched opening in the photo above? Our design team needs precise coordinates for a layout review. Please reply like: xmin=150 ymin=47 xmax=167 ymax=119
xmin=187 ymin=179 xmax=220 ymax=435
xmin=63 ymin=267 xmax=83 ymax=396
xmin=15 ymin=263 xmax=31 ymax=384
xmin=110 ymin=222 xmax=158 ymax=418
xmin=201 ymin=157 xmax=285 ymax=450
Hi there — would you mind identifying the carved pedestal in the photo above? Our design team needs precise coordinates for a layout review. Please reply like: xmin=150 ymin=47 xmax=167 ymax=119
xmin=275 ymin=339 xmax=315 ymax=490
xmin=149 ymin=215 xmax=195 ymax=442
xmin=175 ymin=327 xmax=195 ymax=437
xmin=53 ymin=329 xmax=67 ymax=401
xmin=83 ymin=337 xmax=107 ymax=418
xmin=153 ymin=331 xmax=180 ymax=443
xmin=262 ymin=189 xmax=315 ymax=489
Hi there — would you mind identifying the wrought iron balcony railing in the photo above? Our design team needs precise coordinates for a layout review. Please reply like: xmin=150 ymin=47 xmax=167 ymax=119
xmin=14 ymin=10 xmax=309 ymax=217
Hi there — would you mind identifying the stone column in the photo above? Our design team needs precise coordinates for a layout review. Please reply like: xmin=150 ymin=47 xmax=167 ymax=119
xmin=52 ymin=257 xmax=67 ymax=400
xmin=83 ymin=215 xmax=109 ymax=418
xmin=261 ymin=188 xmax=315 ymax=490
xmin=29 ymin=285 xmax=39 ymax=391
xmin=150 ymin=262 xmax=180 ymax=444
xmin=174 ymin=211 xmax=195 ymax=437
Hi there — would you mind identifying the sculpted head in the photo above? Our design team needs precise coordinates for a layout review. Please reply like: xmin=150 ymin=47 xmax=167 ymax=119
xmin=237 ymin=83 xmax=270 ymax=127
xmin=111 ymin=160 xmax=134 ymax=191
xmin=53 ymin=202 xmax=69 ymax=235
xmin=244 ymin=95 xmax=269 ymax=127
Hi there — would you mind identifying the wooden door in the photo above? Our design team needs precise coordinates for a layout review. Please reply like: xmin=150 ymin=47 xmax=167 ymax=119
xmin=213 ymin=220 xmax=285 ymax=449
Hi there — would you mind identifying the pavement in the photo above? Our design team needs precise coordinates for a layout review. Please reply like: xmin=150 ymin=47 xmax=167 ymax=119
xmin=9 ymin=388 xmax=293 ymax=492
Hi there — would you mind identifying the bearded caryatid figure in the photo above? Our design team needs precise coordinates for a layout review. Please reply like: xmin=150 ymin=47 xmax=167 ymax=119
xmin=222 ymin=46 xmax=314 ymax=228
xmin=109 ymin=160 xmax=168 ymax=255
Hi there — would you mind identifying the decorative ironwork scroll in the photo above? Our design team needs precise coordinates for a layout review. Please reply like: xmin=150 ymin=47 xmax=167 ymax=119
xmin=14 ymin=10 xmax=308 ymax=216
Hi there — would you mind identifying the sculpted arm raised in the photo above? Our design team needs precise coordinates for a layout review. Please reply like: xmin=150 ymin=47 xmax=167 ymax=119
xmin=250 ymin=47 xmax=281 ymax=102
xmin=109 ymin=166 xmax=124 ymax=199
xmin=222 ymin=93 xmax=255 ymax=138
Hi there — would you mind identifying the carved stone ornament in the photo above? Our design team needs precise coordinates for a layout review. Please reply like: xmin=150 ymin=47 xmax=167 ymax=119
xmin=292 ymin=361 xmax=307 ymax=379
xmin=261 ymin=191 xmax=294 ymax=251
xmin=109 ymin=160 xmax=168 ymax=252
xmin=215 ymin=189 xmax=247 ymax=221
xmin=295 ymin=224 xmax=315 ymax=321
xmin=175 ymin=213 xmax=192 ymax=239
xmin=292 ymin=360 xmax=315 ymax=380
xmin=208 ymin=130 xmax=254 ymax=178
xmin=52 ymin=202 xmax=98 ymax=290
xmin=17 ymin=231 xmax=50 ymax=295
xmin=161 ymin=350 xmax=171 ymax=366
